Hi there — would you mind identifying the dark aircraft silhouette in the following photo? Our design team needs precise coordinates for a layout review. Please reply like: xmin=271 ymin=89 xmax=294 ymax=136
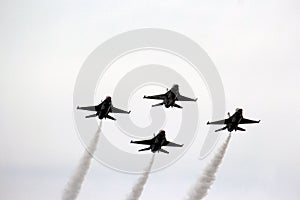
xmin=77 ymin=96 xmax=130 ymax=120
xmin=130 ymin=130 xmax=183 ymax=154
xmin=143 ymin=84 xmax=197 ymax=108
xmin=207 ymin=108 xmax=260 ymax=132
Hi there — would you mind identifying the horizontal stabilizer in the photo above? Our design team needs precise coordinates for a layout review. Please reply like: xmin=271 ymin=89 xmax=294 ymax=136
xmin=85 ymin=113 xmax=98 ymax=118
xmin=236 ymin=127 xmax=246 ymax=131
xmin=159 ymin=149 xmax=169 ymax=154
xmin=173 ymin=103 xmax=183 ymax=109
xmin=215 ymin=126 xmax=227 ymax=132
xmin=152 ymin=102 xmax=164 ymax=107
xmin=106 ymin=115 xmax=116 ymax=121
xmin=138 ymin=147 xmax=151 ymax=152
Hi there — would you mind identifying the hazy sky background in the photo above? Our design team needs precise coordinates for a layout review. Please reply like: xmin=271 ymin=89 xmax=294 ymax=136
xmin=0 ymin=0 xmax=300 ymax=199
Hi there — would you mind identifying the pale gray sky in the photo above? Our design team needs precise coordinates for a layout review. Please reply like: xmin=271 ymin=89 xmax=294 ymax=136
xmin=0 ymin=0 xmax=300 ymax=199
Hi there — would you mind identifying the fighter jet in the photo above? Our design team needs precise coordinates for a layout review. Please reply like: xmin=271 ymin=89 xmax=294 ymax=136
xmin=143 ymin=84 xmax=197 ymax=108
xmin=207 ymin=108 xmax=260 ymax=132
xmin=77 ymin=96 xmax=130 ymax=120
xmin=130 ymin=130 xmax=183 ymax=154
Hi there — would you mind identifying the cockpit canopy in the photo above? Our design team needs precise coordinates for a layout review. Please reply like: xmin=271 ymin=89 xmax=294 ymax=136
xmin=159 ymin=130 xmax=166 ymax=136
xmin=236 ymin=108 xmax=243 ymax=113
xmin=172 ymin=84 xmax=179 ymax=89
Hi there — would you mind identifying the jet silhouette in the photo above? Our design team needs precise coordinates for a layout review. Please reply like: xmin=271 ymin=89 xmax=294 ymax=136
xmin=77 ymin=96 xmax=130 ymax=120
xmin=143 ymin=84 xmax=197 ymax=108
xmin=207 ymin=108 xmax=260 ymax=132
xmin=130 ymin=130 xmax=183 ymax=154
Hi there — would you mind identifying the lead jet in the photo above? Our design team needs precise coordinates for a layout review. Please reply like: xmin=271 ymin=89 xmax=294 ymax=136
xmin=143 ymin=84 xmax=197 ymax=108
xmin=77 ymin=96 xmax=130 ymax=120
xmin=130 ymin=130 xmax=183 ymax=154
xmin=207 ymin=108 xmax=260 ymax=132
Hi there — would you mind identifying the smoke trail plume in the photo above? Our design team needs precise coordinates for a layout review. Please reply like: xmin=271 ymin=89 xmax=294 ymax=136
xmin=62 ymin=122 xmax=102 ymax=200
xmin=126 ymin=154 xmax=155 ymax=200
xmin=186 ymin=133 xmax=232 ymax=200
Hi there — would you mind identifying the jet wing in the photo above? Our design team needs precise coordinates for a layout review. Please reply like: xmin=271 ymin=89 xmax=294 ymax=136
xmin=111 ymin=106 xmax=131 ymax=114
xmin=77 ymin=106 xmax=96 ymax=111
xmin=207 ymin=119 xmax=226 ymax=125
xmin=143 ymin=94 xmax=166 ymax=100
xmin=176 ymin=94 xmax=197 ymax=101
xmin=130 ymin=139 xmax=153 ymax=145
xmin=240 ymin=118 xmax=260 ymax=124
xmin=163 ymin=141 xmax=183 ymax=147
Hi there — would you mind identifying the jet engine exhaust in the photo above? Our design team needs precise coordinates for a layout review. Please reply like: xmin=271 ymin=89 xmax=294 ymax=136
xmin=125 ymin=154 xmax=155 ymax=200
xmin=186 ymin=133 xmax=232 ymax=200
xmin=61 ymin=122 xmax=102 ymax=200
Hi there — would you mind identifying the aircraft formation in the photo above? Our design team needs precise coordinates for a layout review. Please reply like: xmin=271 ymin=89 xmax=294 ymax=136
xmin=77 ymin=84 xmax=260 ymax=154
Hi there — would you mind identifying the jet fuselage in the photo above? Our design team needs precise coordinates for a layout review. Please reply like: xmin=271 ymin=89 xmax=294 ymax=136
xmin=207 ymin=108 xmax=260 ymax=132
xmin=227 ymin=109 xmax=243 ymax=132
xmin=95 ymin=97 xmax=112 ymax=119
xmin=150 ymin=131 xmax=167 ymax=153
xmin=164 ymin=85 xmax=179 ymax=108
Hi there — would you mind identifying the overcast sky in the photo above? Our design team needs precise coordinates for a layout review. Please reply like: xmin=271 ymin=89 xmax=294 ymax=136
xmin=0 ymin=0 xmax=300 ymax=199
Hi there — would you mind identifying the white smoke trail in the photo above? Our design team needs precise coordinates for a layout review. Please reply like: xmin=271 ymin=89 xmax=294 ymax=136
xmin=186 ymin=133 xmax=232 ymax=200
xmin=62 ymin=122 xmax=102 ymax=200
xmin=126 ymin=154 xmax=155 ymax=200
